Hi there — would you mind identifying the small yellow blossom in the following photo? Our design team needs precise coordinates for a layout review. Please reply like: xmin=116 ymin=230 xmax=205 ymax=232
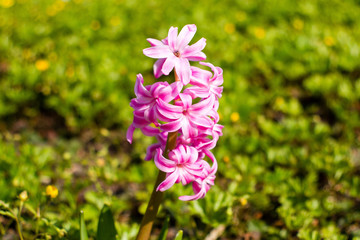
xmin=63 ymin=152 xmax=71 ymax=160
xmin=91 ymin=20 xmax=101 ymax=31
xmin=53 ymin=0 xmax=66 ymax=12
xmin=110 ymin=16 xmax=121 ymax=27
xmin=275 ymin=97 xmax=285 ymax=107
xmin=96 ymin=158 xmax=105 ymax=167
xmin=223 ymin=156 xmax=230 ymax=163
xmin=324 ymin=36 xmax=335 ymax=47
xmin=35 ymin=59 xmax=49 ymax=71
xmin=0 ymin=0 xmax=14 ymax=8
xmin=254 ymin=27 xmax=266 ymax=39
xmin=224 ymin=23 xmax=235 ymax=34
xmin=46 ymin=185 xmax=58 ymax=199
xmin=19 ymin=190 xmax=28 ymax=202
xmin=230 ymin=112 xmax=240 ymax=123
xmin=100 ymin=128 xmax=109 ymax=137
xmin=240 ymin=197 xmax=248 ymax=206
xmin=292 ymin=18 xmax=304 ymax=30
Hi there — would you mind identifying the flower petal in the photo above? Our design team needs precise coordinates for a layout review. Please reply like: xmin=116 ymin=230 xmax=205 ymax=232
xmin=153 ymin=58 xmax=166 ymax=78
xmin=157 ymin=171 xmax=179 ymax=191
xmin=160 ymin=117 xmax=184 ymax=133
xmin=126 ymin=124 xmax=135 ymax=144
xmin=167 ymin=26 xmax=178 ymax=51
xmin=143 ymin=45 xmax=173 ymax=59
xmin=181 ymin=38 xmax=206 ymax=58
xmin=161 ymin=55 xmax=177 ymax=75
xmin=177 ymin=24 xmax=197 ymax=50
xmin=154 ymin=148 xmax=176 ymax=172
xmin=175 ymin=58 xmax=191 ymax=85
xmin=147 ymin=38 xmax=164 ymax=47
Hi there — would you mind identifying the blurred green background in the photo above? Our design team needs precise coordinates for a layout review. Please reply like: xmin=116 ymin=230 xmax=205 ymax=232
xmin=1 ymin=0 xmax=360 ymax=239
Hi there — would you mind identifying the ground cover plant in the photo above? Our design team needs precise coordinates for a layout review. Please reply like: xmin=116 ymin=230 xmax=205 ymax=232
xmin=0 ymin=0 xmax=360 ymax=239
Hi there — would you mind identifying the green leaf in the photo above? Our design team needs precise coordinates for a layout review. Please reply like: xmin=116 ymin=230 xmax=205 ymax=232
xmin=175 ymin=230 xmax=183 ymax=240
xmin=80 ymin=210 xmax=89 ymax=240
xmin=96 ymin=204 xmax=117 ymax=240
xmin=0 ymin=210 xmax=15 ymax=219
xmin=157 ymin=216 xmax=170 ymax=240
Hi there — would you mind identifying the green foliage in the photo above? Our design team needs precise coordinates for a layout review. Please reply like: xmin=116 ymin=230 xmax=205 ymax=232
xmin=80 ymin=211 xmax=89 ymax=240
xmin=157 ymin=216 xmax=169 ymax=240
xmin=0 ymin=0 xmax=360 ymax=239
xmin=97 ymin=205 xmax=117 ymax=240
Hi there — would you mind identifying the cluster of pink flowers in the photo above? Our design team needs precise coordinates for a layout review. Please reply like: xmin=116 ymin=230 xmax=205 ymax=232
xmin=127 ymin=24 xmax=223 ymax=201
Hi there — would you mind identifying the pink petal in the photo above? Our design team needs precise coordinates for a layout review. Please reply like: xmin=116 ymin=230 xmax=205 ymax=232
xmin=153 ymin=59 xmax=166 ymax=78
xmin=154 ymin=149 xmax=176 ymax=172
xmin=167 ymin=26 xmax=178 ymax=51
xmin=126 ymin=124 xmax=135 ymax=144
xmin=134 ymin=74 xmax=151 ymax=98
xmin=157 ymin=171 xmax=179 ymax=191
xmin=177 ymin=24 xmax=197 ymax=50
xmin=181 ymin=38 xmax=206 ymax=58
xmin=160 ymin=117 xmax=184 ymax=133
xmin=180 ymin=117 xmax=192 ymax=139
xmin=143 ymin=45 xmax=173 ymax=59
xmin=147 ymin=38 xmax=164 ymax=47
xmin=175 ymin=58 xmax=191 ymax=85
xmin=185 ymin=52 xmax=207 ymax=61
xmin=190 ymin=116 xmax=212 ymax=129
xmin=184 ymin=86 xmax=210 ymax=99
xmin=179 ymin=188 xmax=206 ymax=201
xmin=190 ymin=66 xmax=212 ymax=86
xmin=145 ymin=143 xmax=161 ymax=161
xmin=190 ymin=95 xmax=215 ymax=115
xmin=179 ymin=93 xmax=192 ymax=109
xmin=161 ymin=55 xmax=177 ymax=75
xmin=141 ymin=125 xmax=160 ymax=136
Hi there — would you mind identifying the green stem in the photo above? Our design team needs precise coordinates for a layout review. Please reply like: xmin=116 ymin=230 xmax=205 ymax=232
xmin=136 ymin=131 xmax=178 ymax=240
xmin=16 ymin=206 xmax=24 ymax=240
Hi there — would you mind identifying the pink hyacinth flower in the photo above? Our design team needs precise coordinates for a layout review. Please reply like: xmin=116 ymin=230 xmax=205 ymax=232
xmin=157 ymin=93 xmax=215 ymax=139
xmin=155 ymin=145 xmax=204 ymax=192
xmin=130 ymin=74 xmax=181 ymax=123
xmin=143 ymin=24 xmax=206 ymax=85
xmin=179 ymin=152 xmax=217 ymax=201
xmin=126 ymin=74 xmax=181 ymax=143
xmin=185 ymin=62 xmax=224 ymax=99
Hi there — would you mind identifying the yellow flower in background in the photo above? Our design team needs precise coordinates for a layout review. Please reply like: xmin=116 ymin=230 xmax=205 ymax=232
xmin=223 ymin=156 xmax=230 ymax=163
xmin=35 ymin=59 xmax=49 ymax=71
xmin=0 ymin=0 xmax=14 ymax=8
xmin=275 ymin=97 xmax=285 ymax=108
xmin=254 ymin=27 xmax=266 ymax=39
xmin=100 ymin=128 xmax=109 ymax=137
xmin=110 ymin=16 xmax=121 ymax=27
xmin=324 ymin=36 xmax=335 ymax=47
xmin=292 ymin=18 xmax=304 ymax=30
xmin=224 ymin=23 xmax=235 ymax=34
xmin=19 ymin=190 xmax=28 ymax=202
xmin=230 ymin=112 xmax=240 ymax=123
xmin=240 ymin=197 xmax=248 ymax=206
xmin=46 ymin=185 xmax=58 ymax=199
